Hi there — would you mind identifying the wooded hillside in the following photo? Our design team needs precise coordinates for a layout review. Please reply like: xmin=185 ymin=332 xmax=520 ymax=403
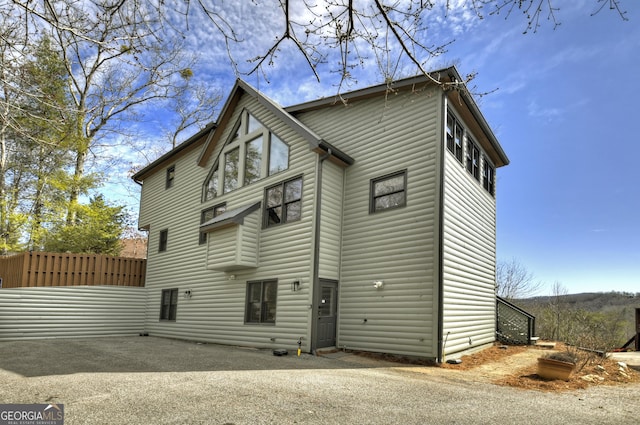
xmin=513 ymin=292 xmax=639 ymax=349
xmin=519 ymin=291 xmax=639 ymax=313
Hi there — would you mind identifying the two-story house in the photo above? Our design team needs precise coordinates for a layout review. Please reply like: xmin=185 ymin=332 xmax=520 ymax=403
xmin=132 ymin=66 xmax=509 ymax=361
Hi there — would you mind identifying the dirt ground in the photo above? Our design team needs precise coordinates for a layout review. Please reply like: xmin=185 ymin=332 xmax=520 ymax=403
xmin=352 ymin=343 xmax=640 ymax=392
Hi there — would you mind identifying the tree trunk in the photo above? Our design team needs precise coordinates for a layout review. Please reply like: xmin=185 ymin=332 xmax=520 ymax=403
xmin=67 ymin=148 xmax=87 ymax=225
xmin=0 ymin=128 xmax=8 ymax=254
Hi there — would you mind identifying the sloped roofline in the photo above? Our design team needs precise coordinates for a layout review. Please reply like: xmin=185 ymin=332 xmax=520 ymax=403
xmin=196 ymin=79 xmax=354 ymax=168
xmin=132 ymin=80 xmax=355 ymax=183
xmin=200 ymin=201 xmax=261 ymax=233
xmin=132 ymin=66 xmax=508 ymax=183
xmin=132 ymin=121 xmax=216 ymax=183
xmin=286 ymin=66 xmax=509 ymax=167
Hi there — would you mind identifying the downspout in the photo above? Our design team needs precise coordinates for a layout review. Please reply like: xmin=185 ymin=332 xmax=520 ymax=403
xmin=310 ymin=148 xmax=332 ymax=354
xmin=436 ymin=97 xmax=446 ymax=363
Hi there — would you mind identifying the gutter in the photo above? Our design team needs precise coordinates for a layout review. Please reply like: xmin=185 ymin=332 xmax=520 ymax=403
xmin=436 ymin=95 xmax=446 ymax=364
xmin=310 ymin=148 xmax=332 ymax=354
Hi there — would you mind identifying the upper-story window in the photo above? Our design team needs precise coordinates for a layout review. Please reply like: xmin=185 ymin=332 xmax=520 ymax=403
xmin=264 ymin=176 xmax=302 ymax=228
xmin=204 ymin=166 xmax=219 ymax=201
xmin=166 ymin=165 xmax=175 ymax=189
xmin=269 ymin=134 xmax=288 ymax=175
xmin=466 ymin=138 xmax=480 ymax=181
xmin=370 ymin=170 xmax=407 ymax=213
xmin=446 ymin=110 xmax=463 ymax=163
xmin=203 ymin=110 xmax=290 ymax=201
xmin=159 ymin=229 xmax=168 ymax=252
xmin=483 ymin=159 xmax=495 ymax=196
xmin=446 ymin=109 xmax=496 ymax=197
xmin=223 ymin=147 xmax=240 ymax=193
xmin=199 ymin=203 xmax=227 ymax=244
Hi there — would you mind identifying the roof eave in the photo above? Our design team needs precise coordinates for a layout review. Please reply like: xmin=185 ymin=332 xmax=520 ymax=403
xmin=132 ymin=122 xmax=217 ymax=183
xmin=443 ymin=68 xmax=510 ymax=167
xmin=200 ymin=201 xmax=261 ymax=233
xmin=285 ymin=67 xmax=455 ymax=114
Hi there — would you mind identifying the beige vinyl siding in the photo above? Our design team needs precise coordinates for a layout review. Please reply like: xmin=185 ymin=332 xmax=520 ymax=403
xmin=318 ymin=160 xmax=344 ymax=280
xmin=206 ymin=225 xmax=239 ymax=270
xmin=240 ymin=211 xmax=260 ymax=265
xmin=296 ymin=87 xmax=441 ymax=357
xmin=0 ymin=286 xmax=145 ymax=341
xmin=442 ymin=106 xmax=497 ymax=356
xmin=138 ymin=92 xmax=317 ymax=351
xmin=205 ymin=210 xmax=259 ymax=271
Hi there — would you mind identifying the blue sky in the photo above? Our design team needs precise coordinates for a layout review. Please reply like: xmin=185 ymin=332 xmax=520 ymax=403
xmin=116 ymin=1 xmax=639 ymax=295
xmin=453 ymin=2 xmax=640 ymax=296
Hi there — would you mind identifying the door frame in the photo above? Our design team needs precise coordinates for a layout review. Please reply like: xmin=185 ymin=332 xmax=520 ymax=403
xmin=311 ymin=278 xmax=339 ymax=351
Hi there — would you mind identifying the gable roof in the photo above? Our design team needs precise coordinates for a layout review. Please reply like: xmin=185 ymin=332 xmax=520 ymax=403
xmin=196 ymin=79 xmax=354 ymax=168
xmin=133 ymin=79 xmax=355 ymax=184
xmin=132 ymin=66 xmax=508 ymax=183
xmin=286 ymin=66 xmax=509 ymax=168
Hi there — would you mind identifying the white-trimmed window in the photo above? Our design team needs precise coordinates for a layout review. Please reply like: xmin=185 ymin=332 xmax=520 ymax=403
xmin=203 ymin=110 xmax=289 ymax=201
xmin=370 ymin=170 xmax=407 ymax=213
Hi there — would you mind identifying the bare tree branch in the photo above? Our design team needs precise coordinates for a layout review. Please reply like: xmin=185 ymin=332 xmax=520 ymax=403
xmin=497 ymin=258 xmax=544 ymax=300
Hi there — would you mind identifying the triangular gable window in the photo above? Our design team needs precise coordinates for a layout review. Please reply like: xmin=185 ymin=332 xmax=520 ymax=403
xmin=203 ymin=110 xmax=289 ymax=202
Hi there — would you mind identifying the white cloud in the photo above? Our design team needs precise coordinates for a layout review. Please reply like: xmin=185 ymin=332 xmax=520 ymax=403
xmin=527 ymin=98 xmax=565 ymax=121
xmin=527 ymin=97 xmax=589 ymax=122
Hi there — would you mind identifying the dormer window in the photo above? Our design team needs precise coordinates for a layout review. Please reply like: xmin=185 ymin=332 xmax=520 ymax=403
xmin=203 ymin=110 xmax=289 ymax=201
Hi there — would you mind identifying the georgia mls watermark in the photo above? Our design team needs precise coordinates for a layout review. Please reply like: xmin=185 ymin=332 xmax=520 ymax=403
xmin=0 ymin=404 xmax=64 ymax=425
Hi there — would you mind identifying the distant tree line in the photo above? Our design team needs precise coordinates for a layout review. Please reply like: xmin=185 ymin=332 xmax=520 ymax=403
xmin=498 ymin=259 xmax=637 ymax=351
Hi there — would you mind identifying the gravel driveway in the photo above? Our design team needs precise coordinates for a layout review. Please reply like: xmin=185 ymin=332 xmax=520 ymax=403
xmin=0 ymin=337 xmax=637 ymax=424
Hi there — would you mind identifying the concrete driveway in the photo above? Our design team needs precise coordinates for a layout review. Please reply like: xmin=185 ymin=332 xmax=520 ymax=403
xmin=0 ymin=337 xmax=637 ymax=424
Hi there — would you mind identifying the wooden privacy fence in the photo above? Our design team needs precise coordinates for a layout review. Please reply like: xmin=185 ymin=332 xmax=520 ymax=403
xmin=0 ymin=252 xmax=146 ymax=288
